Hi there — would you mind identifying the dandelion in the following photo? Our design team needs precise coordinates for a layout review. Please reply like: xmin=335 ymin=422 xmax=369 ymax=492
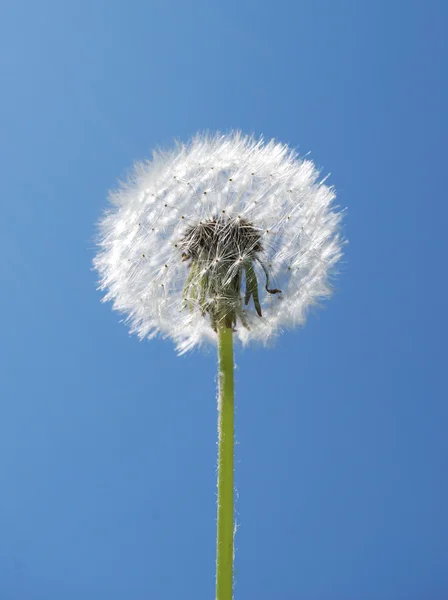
xmin=94 ymin=131 xmax=343 ymax=600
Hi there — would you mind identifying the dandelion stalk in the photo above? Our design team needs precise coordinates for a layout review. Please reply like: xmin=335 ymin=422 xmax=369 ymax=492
xmin=216 ymin=325 xmax=235 ymax=600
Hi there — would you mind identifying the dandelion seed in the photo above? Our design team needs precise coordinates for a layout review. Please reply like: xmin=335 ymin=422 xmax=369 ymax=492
xmin=94 ymin=131 xmax=343 ymax=354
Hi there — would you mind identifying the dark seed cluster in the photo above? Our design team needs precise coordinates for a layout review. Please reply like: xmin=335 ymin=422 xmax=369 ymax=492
xmin=180 ymin=216 xmax=281 ymax=331
xmin=181 ymin=216 xmax=263 ymax=263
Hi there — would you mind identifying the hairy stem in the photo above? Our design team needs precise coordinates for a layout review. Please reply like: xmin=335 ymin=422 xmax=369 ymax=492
xmin=216 ymin=326 xmax=235 ymax=600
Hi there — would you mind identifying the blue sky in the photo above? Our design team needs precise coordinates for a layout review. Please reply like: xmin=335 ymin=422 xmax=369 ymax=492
xmin=1 ymin=1 xmax=447 ymax=598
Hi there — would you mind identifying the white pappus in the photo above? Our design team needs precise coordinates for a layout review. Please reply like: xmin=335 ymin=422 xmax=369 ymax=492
xmin=94 ymin=131 xmax=344 ymax=353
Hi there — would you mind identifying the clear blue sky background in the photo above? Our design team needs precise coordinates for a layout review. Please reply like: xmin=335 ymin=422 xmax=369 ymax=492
xmin=1 ymin=1 xmax=447 ymax=598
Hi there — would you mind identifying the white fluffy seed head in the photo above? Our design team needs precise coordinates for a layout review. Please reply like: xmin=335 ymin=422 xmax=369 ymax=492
xmin=94 ymin=132 xmax=344 ymax=353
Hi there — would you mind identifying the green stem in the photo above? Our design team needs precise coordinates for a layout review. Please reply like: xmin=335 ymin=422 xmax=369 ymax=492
xmin=216 ymin=326 xmax=235 ymax=600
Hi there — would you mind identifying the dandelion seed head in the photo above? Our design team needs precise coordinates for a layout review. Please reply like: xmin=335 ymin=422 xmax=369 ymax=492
xmin=94 ymin=132 xmax=344 ymax=353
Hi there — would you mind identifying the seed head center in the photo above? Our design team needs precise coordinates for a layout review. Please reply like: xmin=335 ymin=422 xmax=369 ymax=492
xmin=181 ymin=216 xmax=263 ymax=263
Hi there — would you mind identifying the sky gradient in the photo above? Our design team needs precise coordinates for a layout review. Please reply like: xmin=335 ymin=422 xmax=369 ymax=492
xmin=1 ymin=1 xmax=447 ymax=598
